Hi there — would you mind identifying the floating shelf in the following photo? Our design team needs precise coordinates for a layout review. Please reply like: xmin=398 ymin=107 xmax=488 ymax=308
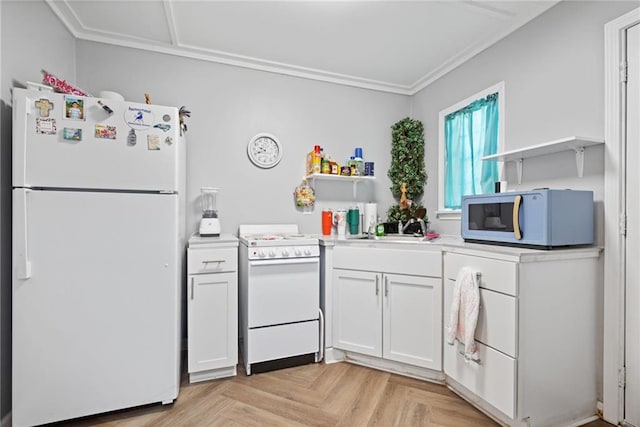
xmin=480 ymin=136 xmax=604 ymax=184
xmin=305 ymin=173 xmax=375 ymax=199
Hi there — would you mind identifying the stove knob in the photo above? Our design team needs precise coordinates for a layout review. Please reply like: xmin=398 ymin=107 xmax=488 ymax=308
xmin=304 ymin=247 xmax=312 ymax=256
xmin=258 ymin=250 xmax=266 ymax=258
xmin=295 ymin=248 xmax=302 ymax=256
xmin=268 ymin=249 xmax=276 ymax=258
xmin=282 ymin=249 xmax=290 ymax=257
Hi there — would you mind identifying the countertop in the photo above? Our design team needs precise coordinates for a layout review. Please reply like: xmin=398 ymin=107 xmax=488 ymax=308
xmin=318 ymin=233 xmax=602 ymax=262
xmin=188 ymin=233 xmax=239 ymax=247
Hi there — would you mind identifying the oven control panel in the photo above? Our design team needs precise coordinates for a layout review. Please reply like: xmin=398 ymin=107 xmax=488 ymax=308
xmin=247 ymin=245 xmax=320 ymax=260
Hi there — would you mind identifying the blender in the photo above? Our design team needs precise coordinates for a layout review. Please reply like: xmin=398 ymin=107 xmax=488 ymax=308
xmin=199 ymin=187 xmax=221 ymax=237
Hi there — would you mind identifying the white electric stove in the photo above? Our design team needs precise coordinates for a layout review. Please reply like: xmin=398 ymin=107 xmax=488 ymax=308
xmin=238 ymin=224 xmax=323 ymax=375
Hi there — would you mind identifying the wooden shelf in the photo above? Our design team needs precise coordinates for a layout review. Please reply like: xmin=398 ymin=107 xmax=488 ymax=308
xmin=480 ymin=136 xmax=604 ymax=184
xmin=305 ymin=173 xmax=375 ymax=199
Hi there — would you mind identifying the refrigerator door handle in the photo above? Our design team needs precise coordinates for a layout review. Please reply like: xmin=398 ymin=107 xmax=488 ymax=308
xmin=14 ymin=188 xmax=32 ymax=279
xmin=13 ymin=92 xmax=31 ymax=187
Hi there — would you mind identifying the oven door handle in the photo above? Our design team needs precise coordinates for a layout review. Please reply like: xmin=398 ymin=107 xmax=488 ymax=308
xmin=249 ymin=257 xmax=319 ymax=267
xmin=512 ymin=195 xmax=523 ymax=240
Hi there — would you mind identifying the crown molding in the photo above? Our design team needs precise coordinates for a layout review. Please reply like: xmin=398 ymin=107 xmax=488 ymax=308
xmin=46 ymin=0 xmax=560 ymax=96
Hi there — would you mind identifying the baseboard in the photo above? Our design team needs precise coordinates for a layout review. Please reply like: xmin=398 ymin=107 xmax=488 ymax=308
xmin=565 ymin=415 xmax=600 ymax=427
xmin=1 ymin=412 xmax=11 ymax=427
xmin=330 ymin=349 xmax=445 ymax=383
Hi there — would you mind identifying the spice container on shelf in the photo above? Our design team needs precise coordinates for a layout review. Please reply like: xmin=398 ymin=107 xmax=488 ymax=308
xmin=321 ymin=158 xmax=330 ymax=174
xmin=330 ymin=160 xmax=339 ymax=175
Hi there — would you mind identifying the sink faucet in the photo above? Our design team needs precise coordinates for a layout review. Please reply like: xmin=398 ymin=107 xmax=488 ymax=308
xmin=401 ymin=218 xmax=428 ymax=236
xmin=417 ymin=218 xmax=428 ymax=235
xmin=401 ymin=218 xmax=414 ymax=234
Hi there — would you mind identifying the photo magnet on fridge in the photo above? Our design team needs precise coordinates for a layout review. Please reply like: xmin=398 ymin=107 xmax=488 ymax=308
xmin=63 ymin=127 xmax=82 ymax=142
xmin=95 ymin=124 xmax=116 ymax=140
xmin=65 ymin=96 xmax=85 ymax=121
xmin=35 ymin=98 xmax=54 ymax=117
xmin=36 ymin=118 xmax=56 ymax=135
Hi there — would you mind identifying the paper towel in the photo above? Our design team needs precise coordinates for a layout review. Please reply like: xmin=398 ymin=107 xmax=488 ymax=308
xmin=364 ymin=203 xmax=378 ymax=234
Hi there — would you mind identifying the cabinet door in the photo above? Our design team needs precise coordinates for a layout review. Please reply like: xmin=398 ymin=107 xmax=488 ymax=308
xmin=188 ymin=272 xmax=238 ymax=373
xmin=333 ymin=269 xmax=382 ymax=357
xmin=383 ymin=274 xmax=442 ymax=370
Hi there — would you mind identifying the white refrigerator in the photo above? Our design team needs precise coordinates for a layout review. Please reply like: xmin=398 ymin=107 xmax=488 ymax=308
xmin=11 ymin=87 xmax=186 ymax=427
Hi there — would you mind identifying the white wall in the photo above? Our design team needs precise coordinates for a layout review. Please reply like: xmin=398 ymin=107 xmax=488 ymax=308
xmin=75 ymin=41 xmax=410 ymax=237
xmin=0 ymin=1 xmax=77 ymax=421
xmin=413 ymin=0 xmax=638 ymax=241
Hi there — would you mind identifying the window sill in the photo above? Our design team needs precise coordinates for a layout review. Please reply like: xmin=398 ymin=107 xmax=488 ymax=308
xmin=435 ymin=210 xmax=461 ymax=221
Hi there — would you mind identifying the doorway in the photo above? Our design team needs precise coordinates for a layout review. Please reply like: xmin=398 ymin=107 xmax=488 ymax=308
xmin=604 ymin=7 xmax=640 ymax=426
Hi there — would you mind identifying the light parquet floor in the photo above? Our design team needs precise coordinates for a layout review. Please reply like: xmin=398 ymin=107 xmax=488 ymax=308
xmin=57 ymin=361 xmax=500 ymax=427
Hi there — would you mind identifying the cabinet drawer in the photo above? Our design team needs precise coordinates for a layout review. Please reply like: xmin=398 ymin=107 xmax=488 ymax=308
xmin=188 ymin=247 xmax=237 ymax=274
xmin=247 ymin=320 xmax=319 ymax=364
xmin=444 ymin=253 xmax=517 ymax=295
xmin=445 ymin=279 xmax=517 ymax=357
xmin=444 ymin=340 xmax=516 ymax=419
xmin=334 ymin=246 xmax=441 ymax=277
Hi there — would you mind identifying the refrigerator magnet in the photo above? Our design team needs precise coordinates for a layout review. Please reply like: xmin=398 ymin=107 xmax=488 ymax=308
xmin=65 ymin=96 xmax=85 ymax=121
xmin=153 ymin=123 xmax=171 ymax=132
xmin=95 ymin=124 xmax=116 ymax=140
xmin=97 ymin=100 xmax=114 ymax=115
xmin=127 ymin=129 xmax=137 ymax=146
xmin=35 ymin=98 xmax=54 ymax=117
xmin=147 ymin=134 xmax=160 ymax=150
xmin=36 ymin=118 xmax=57 ymax=135
xmin=63 ymin=127 xmax=82 ymax=142
xmin=124 ymin=106 xmax=153 ymax=131
xmin=164 ymin=136 xmax=173 ymax=146
xmin=162 ymin=114 xmax=171 ymax=122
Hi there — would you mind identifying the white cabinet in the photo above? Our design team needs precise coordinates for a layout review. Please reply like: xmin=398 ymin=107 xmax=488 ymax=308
xmin=332 ymin=245 xmax=442 ymax=371
xmin=384 ymin=273 xmax=441 ymax=368
xmin=333 ymin=269 xmax=381 ymax=356
xmin=442 ymin=247 xmax=602 ymax=427
xmin=187 ymin=235 xmax=238 ymax=383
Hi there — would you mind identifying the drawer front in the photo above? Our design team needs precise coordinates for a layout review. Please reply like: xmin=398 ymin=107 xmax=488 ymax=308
xmin=445 ymin=279 xmax=517 ymax=357
xmin=334 ymin=246 xmax=441 ymax=277
xmin=444 ymin=252 xmax=517 ymax=296
xmin=188 ymin=247 xmax=237 ymax=274
xmin=247 ymin=320 xmax=319 ymax=364
xmin=444 ymin=340 xmax=516 ymax=419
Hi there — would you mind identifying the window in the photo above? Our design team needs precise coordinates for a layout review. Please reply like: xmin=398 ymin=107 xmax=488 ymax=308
xmin=437 ymin=82 xmax=504 ymax=218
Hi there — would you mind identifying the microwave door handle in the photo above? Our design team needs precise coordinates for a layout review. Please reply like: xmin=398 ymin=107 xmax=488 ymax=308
xmin=513 ymin=195 xmax=523 ymax=240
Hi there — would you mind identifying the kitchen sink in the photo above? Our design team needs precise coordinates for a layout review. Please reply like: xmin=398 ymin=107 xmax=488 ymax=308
xmin=349 ymin=234 xmax=436 ymax=244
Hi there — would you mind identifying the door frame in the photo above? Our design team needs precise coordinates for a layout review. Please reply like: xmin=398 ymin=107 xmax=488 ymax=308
xmin=604 ymin=7 xmax=640 ymax=425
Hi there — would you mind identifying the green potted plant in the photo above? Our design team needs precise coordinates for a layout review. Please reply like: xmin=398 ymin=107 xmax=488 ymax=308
xmin=386 ymin=117 xmax=427 ymax=228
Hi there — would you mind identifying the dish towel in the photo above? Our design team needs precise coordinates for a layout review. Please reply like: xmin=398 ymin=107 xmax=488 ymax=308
xmin=446 ymin=266 xmax=480 ymax=361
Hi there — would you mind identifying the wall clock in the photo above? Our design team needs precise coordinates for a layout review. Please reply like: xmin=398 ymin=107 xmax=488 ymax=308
xmin=247 ymin=133 xmax=282 ymax=168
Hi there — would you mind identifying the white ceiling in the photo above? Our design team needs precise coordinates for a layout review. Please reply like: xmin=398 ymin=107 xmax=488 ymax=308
xmin=46 ymin=0 xmax=560 ymax=95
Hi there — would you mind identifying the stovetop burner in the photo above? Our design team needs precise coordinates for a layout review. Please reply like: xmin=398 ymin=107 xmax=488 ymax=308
xmin=238 ymin=224 xmax=319 ymax=250
xmin=243 ymin=234 xmax=285 ymax=241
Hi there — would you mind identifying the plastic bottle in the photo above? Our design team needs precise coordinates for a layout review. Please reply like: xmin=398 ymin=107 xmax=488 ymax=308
xmin=354 ymin=147 xmax=364 ymax=176
xmin=375 ymin=216 xmax=385 ymax=236
xmin=348 ymin=156 xmax=356 ymax=176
